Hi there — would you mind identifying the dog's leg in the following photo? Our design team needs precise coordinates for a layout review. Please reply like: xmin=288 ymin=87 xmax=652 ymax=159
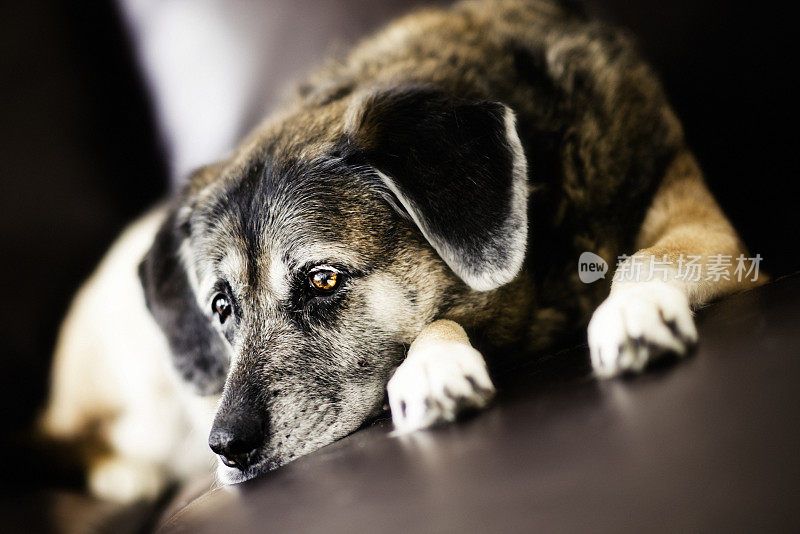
xmin=387 ymin=319 xmax=495 ymax=432
xmin=588 ymin=152 xmax=766 ymax=377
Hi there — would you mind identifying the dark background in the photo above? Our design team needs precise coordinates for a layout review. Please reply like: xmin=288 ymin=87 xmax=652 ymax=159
xmin=0 ymin=0 xmax=797 ymax=491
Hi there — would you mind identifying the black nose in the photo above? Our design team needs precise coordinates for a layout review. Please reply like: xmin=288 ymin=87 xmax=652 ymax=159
xmin=208 ymin=407 xmax=267 ymax=471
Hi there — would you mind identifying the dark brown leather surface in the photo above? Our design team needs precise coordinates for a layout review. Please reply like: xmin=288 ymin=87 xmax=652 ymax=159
xmin=158 ymin=274 xmax=800 ymax=533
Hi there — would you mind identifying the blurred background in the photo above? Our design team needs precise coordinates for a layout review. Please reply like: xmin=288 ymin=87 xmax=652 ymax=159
xmin=0 ymin=0 xmax=797 ymax=497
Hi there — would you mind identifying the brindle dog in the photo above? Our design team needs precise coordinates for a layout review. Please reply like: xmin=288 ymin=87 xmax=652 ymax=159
xmin=42 ymin=0 xmax=762 ymax=502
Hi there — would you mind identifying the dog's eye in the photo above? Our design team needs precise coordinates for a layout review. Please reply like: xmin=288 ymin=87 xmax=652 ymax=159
xmin=309 ymin=268 xmax=340 ymax=294
xmin=212 ymin=294 xmax=232 ymax=324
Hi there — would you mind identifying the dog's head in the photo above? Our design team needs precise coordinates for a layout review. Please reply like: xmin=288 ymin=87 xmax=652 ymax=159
xmin=140 ymin=85 xmax=528 ymax=482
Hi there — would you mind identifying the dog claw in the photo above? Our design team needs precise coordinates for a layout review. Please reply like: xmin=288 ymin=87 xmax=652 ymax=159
xmin=588 ymin=280 xmax=697 ymax=378
xmin=387 ymin=341 xmax=495 ymax=433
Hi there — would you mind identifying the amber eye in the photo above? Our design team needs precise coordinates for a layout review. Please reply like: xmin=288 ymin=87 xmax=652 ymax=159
xmin=212 ymin=294 xmax=232 ymax=324
xmin=309 ymin=268 xmax=340 ymax=294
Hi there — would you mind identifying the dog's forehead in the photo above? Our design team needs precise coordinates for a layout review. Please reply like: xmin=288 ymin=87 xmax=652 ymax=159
xmin=190 ymin=157 xmax=392 ymax=298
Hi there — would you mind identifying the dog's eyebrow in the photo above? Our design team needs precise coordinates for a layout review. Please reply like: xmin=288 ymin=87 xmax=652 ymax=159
xmin=217 ymin=248 xmax=249 ymax=282
xmin=267 ymin=252 xmax=291 ymax=301
xmin=196 ymin=248 xmax=250 ymax=304
xmin=284 ymin=242 xmax=367 ymax=270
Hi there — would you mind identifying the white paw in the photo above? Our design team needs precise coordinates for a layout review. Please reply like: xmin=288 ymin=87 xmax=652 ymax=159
xmin=387 ymin=342 xmax=495 ymax=433
xmin=88 ymin=457 xmax=166 ymax=504
xmin=588 ymin=280 xmax=698 ymax=378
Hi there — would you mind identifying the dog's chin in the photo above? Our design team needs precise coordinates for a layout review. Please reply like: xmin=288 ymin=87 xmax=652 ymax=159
xmin=215 ymin=456 xmax=283 ymax=485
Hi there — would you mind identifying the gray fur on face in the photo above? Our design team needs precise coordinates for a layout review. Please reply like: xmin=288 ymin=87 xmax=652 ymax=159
xmin=183 ymin=158 xmax=453 ymax=480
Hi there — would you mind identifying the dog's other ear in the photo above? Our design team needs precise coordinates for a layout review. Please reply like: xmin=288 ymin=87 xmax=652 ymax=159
xmin=139 ymin=175 xmax=229 ymax=396
xmin=345 ymin=85 xmax=529 ymax=291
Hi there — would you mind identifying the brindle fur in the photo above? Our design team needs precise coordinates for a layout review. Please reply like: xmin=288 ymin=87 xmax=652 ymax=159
xmin=141 ymin=0 xmax=756 ymax=480
xmin=188 ymin=4 xmax=676 ymax=341
xmin=46 ymin=0 xmax=759 ymax=490
xmin=186 ymin=0 xmax=681 ymax=353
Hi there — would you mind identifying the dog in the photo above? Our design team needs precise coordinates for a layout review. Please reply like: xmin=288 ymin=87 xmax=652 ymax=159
xmin=40 ymin=0 xmax=764 ymax=503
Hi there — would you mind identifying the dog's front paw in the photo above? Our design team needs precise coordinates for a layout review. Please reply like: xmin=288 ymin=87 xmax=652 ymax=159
xmin=588 ymin=280 xmax=698 ymax=378
xmin=387 ymin=341 xmax=495 ymax=433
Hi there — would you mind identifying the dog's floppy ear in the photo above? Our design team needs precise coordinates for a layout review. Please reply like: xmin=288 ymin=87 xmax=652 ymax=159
xmin=139 ymin=177 xmax=228 ymax=396
xmin=344 ymin=85 xmax=529 ymax=291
